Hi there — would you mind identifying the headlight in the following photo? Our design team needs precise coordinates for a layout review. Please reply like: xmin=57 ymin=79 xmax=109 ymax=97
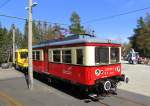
xmin=115 ymin=67 xmax=121 ymax=72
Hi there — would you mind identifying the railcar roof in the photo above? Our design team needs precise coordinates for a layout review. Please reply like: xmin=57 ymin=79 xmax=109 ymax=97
xmin=33 ymin=38 xmax=120 ymax=49
xmin=16 ymin=49 xmax=28 ymax=52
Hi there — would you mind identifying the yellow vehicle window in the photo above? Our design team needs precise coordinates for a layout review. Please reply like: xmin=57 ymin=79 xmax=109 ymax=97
xmin=20 ymin=52 xmax=28 ymax=59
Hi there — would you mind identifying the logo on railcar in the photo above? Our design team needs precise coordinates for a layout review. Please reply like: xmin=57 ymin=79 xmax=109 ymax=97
xmin=62 ymin=67 xmax=72 ymax=75
xmin=95 ymin=69 xmax=102 ymax=76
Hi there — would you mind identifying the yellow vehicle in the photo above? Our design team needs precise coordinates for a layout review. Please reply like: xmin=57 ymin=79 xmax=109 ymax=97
xmin=15 ymin=49 xmax=28 ymax=70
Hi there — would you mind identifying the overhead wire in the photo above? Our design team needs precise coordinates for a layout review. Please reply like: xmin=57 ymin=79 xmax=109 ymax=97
xmin=0 ymin=6 xmax=150 ymax=26
xmin=0 ymin=13 xmax=27 ymax=21
xmin=83 ymin=6 xmax=150 ymax=24
xmin=33 ymin=19 xmax=69 ymax=26
xmin=0 ymin=13 xmax=69 ymax=26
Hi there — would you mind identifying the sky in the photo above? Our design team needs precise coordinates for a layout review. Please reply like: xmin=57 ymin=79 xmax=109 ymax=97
xmin=0 ymin=0 xmax=150 ymax=42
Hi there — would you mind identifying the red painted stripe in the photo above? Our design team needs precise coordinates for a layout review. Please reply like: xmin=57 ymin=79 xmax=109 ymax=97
xmin=33 ymin=43 xmax=121 ymax=49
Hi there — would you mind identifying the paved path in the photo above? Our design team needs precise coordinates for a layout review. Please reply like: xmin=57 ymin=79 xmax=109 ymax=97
xmin=0 ymin=68 xmax=24 ymax=80
xmin=119 ymin=61 xmax=150 ymax=97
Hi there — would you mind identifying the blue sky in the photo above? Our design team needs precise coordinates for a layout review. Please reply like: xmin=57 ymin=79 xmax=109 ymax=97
xmin=0 ymin=0 xmax=150 ymax=42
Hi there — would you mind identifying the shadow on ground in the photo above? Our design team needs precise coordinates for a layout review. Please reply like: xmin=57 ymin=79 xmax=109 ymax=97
xmin=20 ymin=69 xmax=89 ymax=100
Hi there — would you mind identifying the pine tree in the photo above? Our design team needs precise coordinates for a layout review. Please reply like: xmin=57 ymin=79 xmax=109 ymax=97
xmin=129 ymin=15 xmax=150 ymax=57
xmin=69 ymin=11 xmax=85 ymax=34
xmin=0 ymin=26 xmax=12 ymax=63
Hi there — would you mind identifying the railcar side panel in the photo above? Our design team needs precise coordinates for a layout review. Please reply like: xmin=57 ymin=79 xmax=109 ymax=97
xmin=46 ymin=63 xmax=121 ymax=86
xmin=48 ymin=63 xmax=88 ymax=85
xmin=33 ymin=61 xmax=46 ymax=73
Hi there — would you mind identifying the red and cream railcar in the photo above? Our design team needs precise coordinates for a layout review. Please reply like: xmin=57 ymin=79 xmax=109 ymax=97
xmin=32 ymin=35 xmax=128 ymax=96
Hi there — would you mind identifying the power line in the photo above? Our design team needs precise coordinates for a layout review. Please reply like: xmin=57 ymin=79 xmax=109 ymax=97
xmin=83 ymin=6 xmax=150 ymax=24
xmin=33 ymin=19 xmax=69 ymax=26
xmin=0 ymin=13 xmax=27 ymax=21
xmin=0 ymin=13 xmax=69 ymax=26
xmin=0 ymin=0 xmax=11 ymax=9
xmin=1 ymin=6 xmax=150 ymax=26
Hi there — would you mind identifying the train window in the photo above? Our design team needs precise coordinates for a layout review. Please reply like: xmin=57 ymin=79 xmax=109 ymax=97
xmin=76 ymin=49 xmax=83 ymax=64
xmin=32 ymin=51 xmax=35 ymax=60
xmin=48 ymin=50 xmax=53 ymax=62
xmin=53 ymin=50 xmax=61 ymax=62
xmin=62 ymin=50 xmax=72 ymax=63
xmin=95 ymin=47 xmax=109 ymax=65
xmin=110 ymin=48 xmax=119 ymax=63
xmin=20 ymin=52 xmax=28 ymax=59
xmin=36 ymin=51 xmax=40 ymax=60
xmin=32 ymin=50 xmax=43 ymax=61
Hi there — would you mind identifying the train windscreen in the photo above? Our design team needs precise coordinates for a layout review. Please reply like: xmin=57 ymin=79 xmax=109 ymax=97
xmin=20 ymin=52 xmax=28 ymax=59
xmin=110 ymin=48 xmax=119 ymax=63
xmin=95 ymin=47 xmax=120 ymax=65
xmin=95 ymin=47 xmax=109 ymax=65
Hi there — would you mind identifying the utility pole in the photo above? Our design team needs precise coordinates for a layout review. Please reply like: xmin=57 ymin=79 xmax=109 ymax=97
xmin=28 ymin=0 xmax=33 ymax=89
xmin=13 ymin=25 xmax=16 ymax=65
xmin=12 ymin=25 xmax=15 ymax=65
xmin=27 ymin=0 xmax=38 ymax=90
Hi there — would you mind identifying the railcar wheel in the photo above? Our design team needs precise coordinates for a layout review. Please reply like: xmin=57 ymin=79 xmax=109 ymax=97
xmin=103 ymin=81 xmax=111 ymax=91
xmin=47 ymin=77 xmax=53 ymax=85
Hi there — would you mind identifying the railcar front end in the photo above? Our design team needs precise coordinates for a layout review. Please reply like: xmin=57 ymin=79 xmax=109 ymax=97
xmin=65 ymin=44 xmax=129 ymax=97
xmin=15 ymin=49 xmax=28 ymax=70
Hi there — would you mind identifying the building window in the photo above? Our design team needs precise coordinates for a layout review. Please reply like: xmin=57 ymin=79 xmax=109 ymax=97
xmin=53 ymin=50 xmax=61 ymax=62
xmin=62 ymin=50 xmax=72 ymax=63
xmin=95 ymin=47 xmax=109 ymax=65
xmin=76 ymin=49 xmax=83 ymax=64
xmin=110 ymin=48 xmax=119 ymax=63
